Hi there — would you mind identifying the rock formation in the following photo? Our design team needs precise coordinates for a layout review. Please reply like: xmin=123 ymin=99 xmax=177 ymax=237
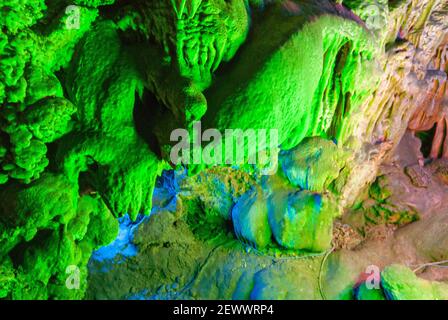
xmin=0 ymin=0 xmax=447 ymax=300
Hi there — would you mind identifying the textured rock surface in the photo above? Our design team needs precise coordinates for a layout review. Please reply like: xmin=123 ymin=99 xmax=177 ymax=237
xmin=280 ymin=137 xmax=348 ymax=192
xmin=268 ymin=190 xmax=336 ymax=252
xmin=232 ymin=188 xmax=272 ymax=249
xmin=202 ymin=2 xmax=379 ymax=152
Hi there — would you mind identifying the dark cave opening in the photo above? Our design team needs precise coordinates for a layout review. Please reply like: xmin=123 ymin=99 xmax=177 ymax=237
xmin=416 ymin=124 xmax=438 ymax=158
xmin=328 ymin=42 xmax=352 ymax=140
xmin=8 ymin=228 xmax=54 ymax=269
xmin=78 ymin=158 xmax=99 ymax=197
xmin=133 ymin=90 xmax=165 ymax=159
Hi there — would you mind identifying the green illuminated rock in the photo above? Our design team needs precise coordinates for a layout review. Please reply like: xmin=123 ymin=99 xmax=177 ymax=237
xmin=203 ymin=3 xmax=379 ymax=151
xmin=0 ymin=174 xmax=118 ymax=299
xmin=232 ymin=188 xmax=272 ymax=249
xmin=354 ymin=282 xmax=386 ymax=300
xmin=280 ymin=137 xmax=349 ymax=192
xmin=268 ymin=191 xmax=336 ymax=252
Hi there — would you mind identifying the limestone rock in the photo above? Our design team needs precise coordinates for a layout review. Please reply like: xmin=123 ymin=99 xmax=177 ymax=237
xmin=382 ymin=265 xmax=448 ymax=300
xmin=268 ymin=191 xmax=336 ymax=252
xmin=280 ymin=137 xmax=348 ymax=192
